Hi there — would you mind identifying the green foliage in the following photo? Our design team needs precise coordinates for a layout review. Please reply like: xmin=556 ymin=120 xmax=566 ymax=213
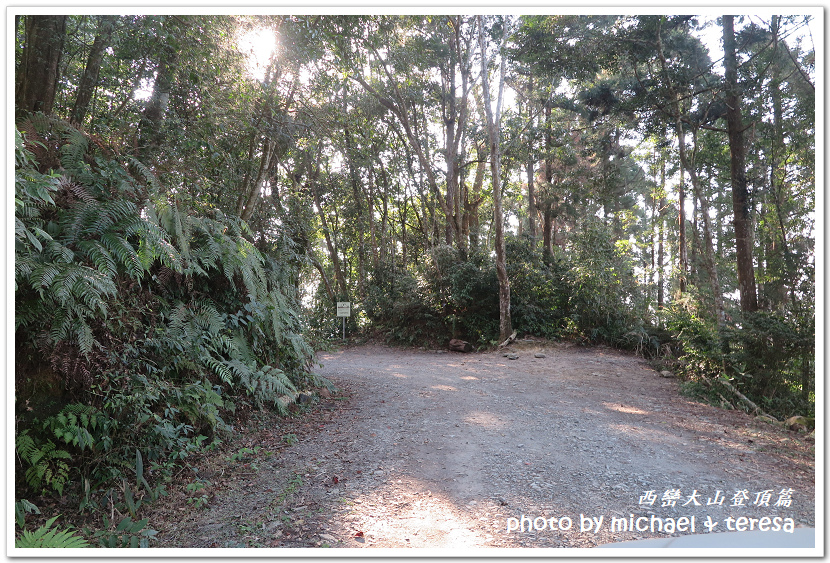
xmin=665 ymin=300 xmax=814 ymax=420
xmin=16 ymin=431 xmax=72 ymax=496
xmin=92 ymin=516 xmax=157 ymax=548
xmin=363 ymin=246 xmax=502 ymax=345
xmin=365 ymin=232 xmax=642 ymax=347
xmin=14 ymin=128 xmax=60 ymax=272
xmin=364 ymin=258 xmax=445 ymax=345
xmin=185 ymin=480 xmax=210 ymax=509
xmin=15 ymin=115 xmax=314 ymax=528
xmin=506 ymin=234 xmax=570 ymax=338
xmin=16 ymin=116 xmax=173 ymax=356
xmin=229 ymin=445 xmax=262 ymax=462
xmin=14 ymin=13 xmax=815 ymax=542
xmin=15 ymin=516 xmax=90 ymax=548
xmin=45 ymin=404 xmax=114 ymax=452
xmin=442 ymin=252 xmax=500 ymax=343
xmin=565 ymin=219 xmax=643 ymax=344
xmin=282 ymin=433 xmax=299 ymax=445
xmin=724 ymin=312 xmax=814 ymax=417
xmin=15 ymin=499 xmax=41 ymax=528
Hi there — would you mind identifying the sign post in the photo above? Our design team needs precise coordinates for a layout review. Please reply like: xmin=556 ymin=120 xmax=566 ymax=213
xmin=336 ymin=302 xmax=351 ymax=341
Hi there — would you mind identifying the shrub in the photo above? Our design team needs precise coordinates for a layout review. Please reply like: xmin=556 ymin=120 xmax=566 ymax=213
xmin=565 ymin=219 xmax=642 ymax=344
xmin=664 ymin=298 xmax=814 ymax=420
xmin=364 ymin=258 xmax=446 ymax=345
xmin=15 ymin=115 xmax=313 ymax=526
xmin=725 ymin=312 xmax=814 ymax=418
xmin=506 ymin=234 xmax=570 ymax=338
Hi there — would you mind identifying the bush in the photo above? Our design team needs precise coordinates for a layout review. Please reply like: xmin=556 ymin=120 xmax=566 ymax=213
xmin=664 ymin=298 xmax=814 ymax=420
xmin=506 ymin=234 xmax=570 ymax=338
xmin=14 ymin=116 xmax=313 ymax=525
xmin=363 ymin=259 xmax=442 ymax=345
xmin=565 ymin=219 xmax=642 ymax=345
xmin=725 ymin=312 xmax=814 ymax=417
xmin=362 ymin=247 xmax=500 ymax=346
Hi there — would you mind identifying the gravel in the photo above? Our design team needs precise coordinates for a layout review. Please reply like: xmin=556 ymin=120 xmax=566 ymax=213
xmin=150 ymin=342 xmax=815 ymax=550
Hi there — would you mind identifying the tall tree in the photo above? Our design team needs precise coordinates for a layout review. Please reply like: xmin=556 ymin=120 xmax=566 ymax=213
xmin=137 ymin=16 xmax=180 ymax=157
xmin=16 ymin=15 xmax=67 ymax=115
xmin=722 ymin=14 xmax=758 ymax=312
xmin=652 ymin=19 xmax=724 ymax=321
xmin=349 ymin=16 xmax=478 ymax=254
xmin=70 ymin=15 xmax=116 ymax=126
xmin=478 ymin=15 xmax=512 ymax=341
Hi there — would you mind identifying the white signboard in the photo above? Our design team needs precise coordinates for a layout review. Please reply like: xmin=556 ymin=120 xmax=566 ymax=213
xmin=336 ymin=302 xmax=351 ymax=317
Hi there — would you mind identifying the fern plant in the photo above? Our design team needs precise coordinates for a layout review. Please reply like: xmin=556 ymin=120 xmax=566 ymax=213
xmin=16 ymin=431 xmax=72 ymax=496
xmin=15 ymin=516 xmax=90 ymax=548
xmin=150 ymin=299 xmax=299 ymax=410
xmin=16 ymin=113 xmax=317 ymax=517
xmin=16 ymin=116 xmax=184 ymax=357
xmin=45 ymin=404 xmax=115 ymax=453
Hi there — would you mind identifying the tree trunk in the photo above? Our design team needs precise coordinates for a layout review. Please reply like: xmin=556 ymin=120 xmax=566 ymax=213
xmin=309 ymin=254 xmax=336 ymax=302
xmin=657 ymin=158 xmax=667 ymax=310
xmin=442 ymin=16 xmax=475 ymax=256
xmin=723 ymin=14 xmax=758 ymax=312
xmin=342 ymin=82 xmax=368 ymax=297
xmin=467 ymin=145 xmax=486 ymax=251
xmin=478 ymin=16 xmax=512 ymax=342
xmin=400 ymin=199 xmax=408 ymax=267
xmin=525 ymin=78 xmax=537 ymax=239
xmin=138 ymin=32 xmax=178 ymax=156
xmin=366 ymin=166 xmax=384 ymax=270
xmin=70 ymin=15 xmax=116 ymax=126
xmin=16 ymin=15 xmax=67 ymax=116
xmin=767 ymin=15 xmax=796 ymax=310
xmin=542 ymin=202 xmax=554 ymax=258
xmin=677 ymin=164 xmax=688 ymax=294
xmin=238 ymin=138 xmax=276 ymax=222
xmin=351 ymin=72 xmax=461 ymax=250
xmin=654 ymin=20 xmax=691 ymax=298
xmin=309 ymin=157 xmax=348 ymax=297
xmin=682 ymin=129 xmax=724 ymax=323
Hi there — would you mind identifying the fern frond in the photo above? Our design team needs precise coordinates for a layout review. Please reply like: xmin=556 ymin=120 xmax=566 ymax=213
xmin=195 ymin=301 xmax=225 ymax=335
xmin=153 ymin=238 xmax=183 ymax=272
xmin=30 ymin=263 xmax=62 ymax=293
xmin=49 ymin=307 xmax=73 ymax=344
xmin=59 ymin=127 xmax=89 ymax=172
xmin=73 ymin=319 xmax=96 ymax=357
xmin=76 ymin=240 xmax=116 ymax=278
xmin=42 ymin=240 xmax=75 ymax=264
xmin=15 ymin=432 xmax=37 ymax=464
xmin=46 ymin=404 xmax=104 ymax=451
xmin=100 ymin=232 xmax=142 ymax=279
xmin=126 ymin=157 xmax=159 ymax=192
xmin=20 ymin=439 xmax=71 ymax=496
xmin=202 ymin=355 xmax=233 ymax=385
xmin=15 ymin=516 xmax=90 ymax=548
xmin=64 ymin=178 xmax=96 ymax=203
xmin=15 ymin=499 xmax=40 ymax=528
xmin=62 ymin=202 xmax=105 ymax=243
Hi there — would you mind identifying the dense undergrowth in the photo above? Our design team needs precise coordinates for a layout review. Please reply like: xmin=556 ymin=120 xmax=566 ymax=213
xmin=14 ymin=115 xmax=320 ymax=546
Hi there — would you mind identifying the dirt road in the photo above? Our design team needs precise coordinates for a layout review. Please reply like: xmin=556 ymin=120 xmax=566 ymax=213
xmin=152 ymin=342 xmax=814 ymax=549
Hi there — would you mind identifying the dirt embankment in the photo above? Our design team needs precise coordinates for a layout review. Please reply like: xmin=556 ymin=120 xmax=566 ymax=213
xmin=150 ymin=342 xmax=815 ymax=549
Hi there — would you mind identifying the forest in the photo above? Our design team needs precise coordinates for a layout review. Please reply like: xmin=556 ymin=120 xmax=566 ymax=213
xmin=13 ymin=13 xmax=815 ymax=547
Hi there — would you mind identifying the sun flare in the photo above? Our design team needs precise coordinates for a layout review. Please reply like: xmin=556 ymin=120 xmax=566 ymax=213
xmin=238 ymin=26 xmax=278 ymax=81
